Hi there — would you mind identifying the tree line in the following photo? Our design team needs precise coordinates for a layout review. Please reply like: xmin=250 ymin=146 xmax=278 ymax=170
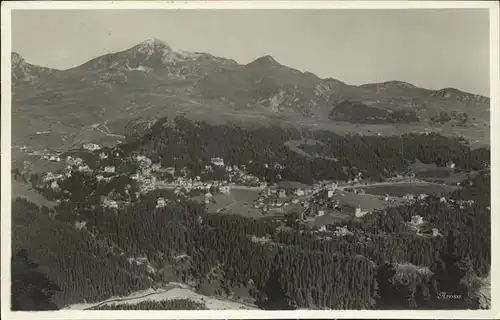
xmin=119 ymin=116 xmax=489 ymax=184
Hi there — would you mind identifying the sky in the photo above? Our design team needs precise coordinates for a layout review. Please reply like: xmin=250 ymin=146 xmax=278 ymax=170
xmin=12 ymin=9 xmax=490 ymax=96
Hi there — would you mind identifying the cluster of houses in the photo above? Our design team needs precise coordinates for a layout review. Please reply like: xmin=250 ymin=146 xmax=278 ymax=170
xmin=82 ymin=143 xmax=102 ymax=152
xmin=315 ymin=225 xmax=354 ymax=236
xmin=400 ymin=192 xmax=470 ymax=208
xmin=41 ymin=154 xmax=62 ymax=162
xmin=205 ymin=158 xmax=262 ymax=185
xmin=171 ymin=177 xmax=232 ymax=195
xmin=252 ymin=182 xmax=315 ymax=212
xmin=407 ymin=214 xmax=442 ymax=237
xmin=250 ymin=181 xmax=372 ymax=220
xmin=331 ymin=226 xmax=354 ymax=237
xmin=211 ymin=157 xmax=225 ymax=167
xmin=125 ymin=155 xmax=159 ymax=193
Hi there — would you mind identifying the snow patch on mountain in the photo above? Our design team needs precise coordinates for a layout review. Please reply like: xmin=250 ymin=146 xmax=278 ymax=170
xmin=136 ymin=38 xmax=202 ymax=65
xmin=268 ymin=89 xmax=286 ymax=112
xmin=125 ymin=62 xmax=152 ymax=73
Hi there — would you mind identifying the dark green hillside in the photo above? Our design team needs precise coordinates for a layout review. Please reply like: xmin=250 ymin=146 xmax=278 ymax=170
xmin=11 ymin=117 xmax=490 ymax=310
xmin=328 ymin=99 xmax=419 ymax=124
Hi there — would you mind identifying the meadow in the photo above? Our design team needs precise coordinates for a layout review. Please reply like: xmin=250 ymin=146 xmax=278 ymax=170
xmin=360 ymin=183 xmax=456 ymax=197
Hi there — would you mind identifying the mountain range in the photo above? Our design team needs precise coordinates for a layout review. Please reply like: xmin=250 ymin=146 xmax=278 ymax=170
xmin=11 ymin=38 xmax=490 ymax=157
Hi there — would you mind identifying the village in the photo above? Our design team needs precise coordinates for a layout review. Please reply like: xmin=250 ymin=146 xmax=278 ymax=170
xmin=14 ymin=142 xmax=467 ymax=236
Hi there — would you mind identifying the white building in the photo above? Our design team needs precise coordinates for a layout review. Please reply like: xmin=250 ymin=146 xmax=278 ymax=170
xmin=99 ymin=152 xmax=108 ymax=160
xmin=410 ymin=215 xmax=424 ymax=226
xmin=50 ymin=181 xmax=60 ymax=190
xmin=130 ymin=173 xmax=139 ymax=180
xmin=211 ymin=157 xmax=225 ymax=167
xmin=294 ymin=189 xmax=305 ymax=197
xmin=355 ymin=207 xmax=368 ymax=218
xmin=104 ymin=166 xmax=115 ymax=173
xmin=327 ymin=190 xmax=335 ymax=198
xmin=75 ymin=220 xmax=87 ymax=230
xmin=66 ymin=156 xmax=84 ymax=167
xmin=42 ymin=172 xmax=64 ymax=182
xmin=333 ymin=226 xmax=354 ymax=237
xmin=431 ymin=228 xmax=440 ymax=237
xmin=156 ymin=197 xmax=167 ymax=208
xmin=219 ymin=185 xmax=231 ymax=194
xmin=403 ymin=194 xmax=415 ymax=201
xmin=63 ymin=166 xmax=73 ymax=178
xmin=418 ymin=194 xmax=429 ymax=200
xmin=83 ymin=143 xmax=102 ymax=151
xmin=78 ymin=165 xmax=92 ymax=172
xmin=135 ymin=155 xmax=152 ymax=168
xmin=103 ymin=199 xmax=118 ymax=209
xmin=318 ymin=210 xmax=325 ymax=217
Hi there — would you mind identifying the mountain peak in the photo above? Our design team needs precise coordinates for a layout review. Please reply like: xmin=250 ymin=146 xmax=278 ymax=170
xmin=136 ymin=38 xmax=171 ymax=53
xmin=246 ymin=55 xmax=281 ymax=68
xmin=131 ymin=38 xmax=203 ymax=64
xmin=140 ymin=38 xmax=169 ymax=48
xmin=12 ymin=52 xmax=25 ymax=65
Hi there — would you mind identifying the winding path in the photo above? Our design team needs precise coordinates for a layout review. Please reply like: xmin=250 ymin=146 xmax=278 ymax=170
xmin=76 ymin=282 xmax=257 ymax=310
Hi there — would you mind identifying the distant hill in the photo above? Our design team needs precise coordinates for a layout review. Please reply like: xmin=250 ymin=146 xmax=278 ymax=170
xmin=328 ymin=99 xmax=419 ymax=124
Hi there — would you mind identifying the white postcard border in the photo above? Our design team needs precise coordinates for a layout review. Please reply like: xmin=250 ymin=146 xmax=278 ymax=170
xmin=1 ymin=1 xmax=499 ymax=319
